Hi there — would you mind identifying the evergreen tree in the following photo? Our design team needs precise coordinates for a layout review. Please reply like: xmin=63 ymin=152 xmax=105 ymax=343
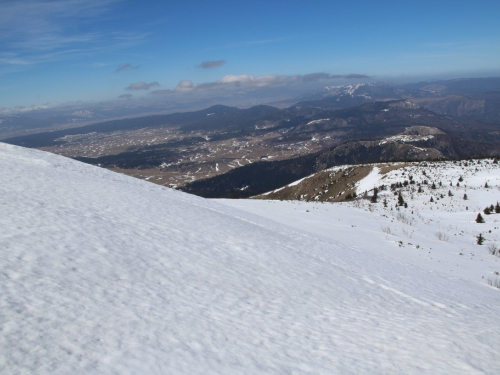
xmin=430 ymin=196 xmax=434 ymax=202
xmin=448 ymin=190 xmax=453 ymax=197
xmin=463 ymin=193 xmax=468 ymax=200
xmin=371 ymin=187 xmax=379 ymax=203
xmin=431 ymin=182 xmax=437 ymax=189
xmin=477 ymin=233 xmax=485 ymax=245
xmin=495 ymin=202 xmax=500 ymax=214
xmin=476 ymin=213 xmax=485 ymax=223
xmin=485 ymin=182 xmax=489 ymax=188
xmin=397 ymin=191 xmax=405 ymax=206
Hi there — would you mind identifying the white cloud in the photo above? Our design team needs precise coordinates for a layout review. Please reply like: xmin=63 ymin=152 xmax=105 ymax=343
xmin=0 ymin=1 xmax=146 ymax=66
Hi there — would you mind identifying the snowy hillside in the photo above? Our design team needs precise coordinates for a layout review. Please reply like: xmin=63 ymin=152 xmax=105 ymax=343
xmin=236 ymin=160 xmax=500 ymax=286
xmin=1 ymin=143 xmax=500 ymax=374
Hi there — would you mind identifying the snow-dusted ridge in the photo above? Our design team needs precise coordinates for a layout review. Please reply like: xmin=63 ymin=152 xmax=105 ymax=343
xmin=1 ymin=142 xmax=500 ymax=374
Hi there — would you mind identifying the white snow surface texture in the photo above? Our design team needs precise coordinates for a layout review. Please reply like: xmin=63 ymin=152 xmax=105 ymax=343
xmin=1 ymin=142 xmax=499 ymax=375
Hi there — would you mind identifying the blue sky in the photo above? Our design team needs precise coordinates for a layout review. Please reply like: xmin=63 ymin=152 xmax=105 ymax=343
xmin=1 ymin=0 xmax=500 ymax=111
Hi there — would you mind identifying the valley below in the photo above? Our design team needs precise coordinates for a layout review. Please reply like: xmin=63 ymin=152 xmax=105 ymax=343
xmin=3 ymin=78 xmax=500 ymax=196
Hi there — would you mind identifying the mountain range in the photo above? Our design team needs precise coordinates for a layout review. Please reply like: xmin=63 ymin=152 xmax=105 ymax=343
xmin=3 ymin=77 xmax=500 ymax=197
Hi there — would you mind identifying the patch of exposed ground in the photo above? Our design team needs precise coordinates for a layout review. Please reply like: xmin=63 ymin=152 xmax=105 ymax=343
xmin=257 ymin=165 xmax=374 ymax=202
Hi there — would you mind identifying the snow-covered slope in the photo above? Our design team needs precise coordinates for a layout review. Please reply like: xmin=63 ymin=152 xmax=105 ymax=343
xmin=1 ymin=143 xmax=500 ymax=374
xmin=230 ymin=160 xmax=500 ymax=285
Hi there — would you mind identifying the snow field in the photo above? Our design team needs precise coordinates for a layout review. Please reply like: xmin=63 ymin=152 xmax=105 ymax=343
xmin=1 ymin=143 xmax=500 ymax=374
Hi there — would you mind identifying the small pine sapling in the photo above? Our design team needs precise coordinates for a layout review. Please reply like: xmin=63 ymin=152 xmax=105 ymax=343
xmin=476 ymin=213 xmax=485 ymax=223
xmin=477 ymin=233 xmax=485 ymax=245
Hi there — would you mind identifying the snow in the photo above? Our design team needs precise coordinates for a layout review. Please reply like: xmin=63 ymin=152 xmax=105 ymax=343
xmin=306 ymin=118 xmax=329 ymax=126
xmin=2 ymin=142 xmax=500 ymax=374
xmin=356 ymin=166 xmax=381 ymax=194
xmin=378 ymin=134 xmax=434 ymax=145
xmin=238 ymin=160 xmax=500 ymax=285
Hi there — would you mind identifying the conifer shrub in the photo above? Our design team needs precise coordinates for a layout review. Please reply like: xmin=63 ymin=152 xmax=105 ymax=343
xmin=477 ymin=233 xmax=485 ymax=245
xmin=398 ymin=191 xmax=405 ymax=206
xmin=371 ymin=187 xmax=379 ymax=203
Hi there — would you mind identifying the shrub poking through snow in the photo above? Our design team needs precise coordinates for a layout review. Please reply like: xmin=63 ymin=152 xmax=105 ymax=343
xmin=487 ymin=243 xmax=498 ymax=255
xmin=436 ymin=232 xmax=449 ymax=242
xmin=487 ymin=278 xmax=500 ymax=289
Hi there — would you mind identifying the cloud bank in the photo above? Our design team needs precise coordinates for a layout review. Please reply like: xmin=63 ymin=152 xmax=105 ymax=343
xmin=152 ymin=72 xmax=370 ymax=94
